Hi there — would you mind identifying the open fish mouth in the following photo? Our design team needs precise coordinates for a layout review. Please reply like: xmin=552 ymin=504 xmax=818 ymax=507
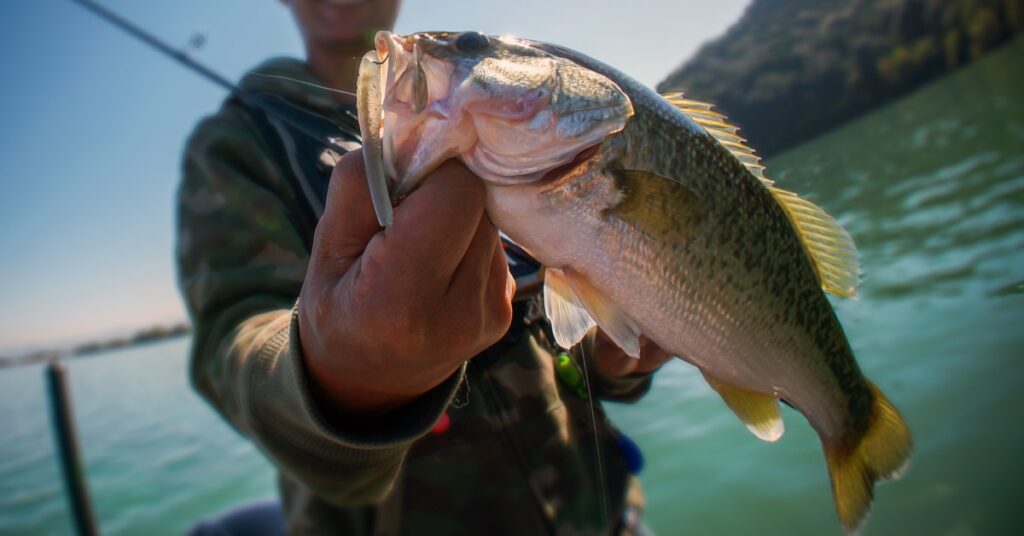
xmin=357 ymin=30 xmax=634 ymax=225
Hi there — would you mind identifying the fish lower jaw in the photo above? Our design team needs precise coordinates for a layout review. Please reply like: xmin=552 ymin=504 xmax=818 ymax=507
xmin=461 ymin=142 xmax=602 ymax=187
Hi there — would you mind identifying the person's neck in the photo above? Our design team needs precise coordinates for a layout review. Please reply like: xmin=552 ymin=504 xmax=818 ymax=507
xmin=305 ymin=41 xmax=367 ymax=102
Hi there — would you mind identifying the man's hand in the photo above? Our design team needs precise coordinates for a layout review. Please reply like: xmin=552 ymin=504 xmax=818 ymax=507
xmin=299 ymin=150 xmax=515 ymax=418
xmin=591 ymin=330 xmax=673 ymax=378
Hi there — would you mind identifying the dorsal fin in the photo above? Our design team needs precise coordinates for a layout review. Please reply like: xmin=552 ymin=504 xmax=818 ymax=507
xmin=662 ymin=92 xmax=768 ymax=182
xmin=661 ymin=92 xmax=861 ymax=298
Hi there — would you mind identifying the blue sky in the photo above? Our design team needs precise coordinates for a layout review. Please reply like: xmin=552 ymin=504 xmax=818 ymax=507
xmin=0 ymin=0 xmax=748 ymax=354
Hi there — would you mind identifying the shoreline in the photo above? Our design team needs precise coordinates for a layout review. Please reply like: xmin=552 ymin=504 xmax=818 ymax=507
xmin=0 ymin=323 xmax=192 ymax=369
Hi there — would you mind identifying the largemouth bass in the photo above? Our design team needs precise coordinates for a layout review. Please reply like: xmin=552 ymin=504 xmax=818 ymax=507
xmin=358 ymin=30 xmax=911 ymax=533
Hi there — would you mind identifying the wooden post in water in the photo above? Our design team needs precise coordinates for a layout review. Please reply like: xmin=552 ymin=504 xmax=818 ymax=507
xmin=46 ymin=360 xmax=100 ymax=536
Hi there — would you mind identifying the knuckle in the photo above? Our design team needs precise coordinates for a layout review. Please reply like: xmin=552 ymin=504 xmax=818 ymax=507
xmin=485 ymin=291 xmax=512 ymax=334
xmin=345 ymin=257 xmax=382 ymax=306
xmin=488 ymin=273 xmax=515 ymax=331
xmin=356 ymin=249 xmax=385 ymax=285
xmin=346 ymin=274 xmax=376 ymax=313
xmin=489 ymin=298 xmax=514 ymax=340
xmin=331 ymin=149 xmax=365 ymax=182
xmin=473 ymin=298 xmax=513 ymax=348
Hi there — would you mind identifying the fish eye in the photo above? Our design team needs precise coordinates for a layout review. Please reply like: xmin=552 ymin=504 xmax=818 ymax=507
xmin=454 ymin=31 xmax=490 ymax=53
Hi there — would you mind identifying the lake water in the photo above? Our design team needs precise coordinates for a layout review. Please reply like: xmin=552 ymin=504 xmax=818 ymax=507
xmin=2 ymin=38 xmax=1022 ymax=536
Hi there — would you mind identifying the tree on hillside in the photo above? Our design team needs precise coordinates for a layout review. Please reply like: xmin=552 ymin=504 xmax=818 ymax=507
xmin=659 ymin=0 xmax=1023 ymax=156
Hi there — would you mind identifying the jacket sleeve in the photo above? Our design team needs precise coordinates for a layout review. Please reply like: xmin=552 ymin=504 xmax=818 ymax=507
xmin=176 ymin=107 xmax=464 ymax=506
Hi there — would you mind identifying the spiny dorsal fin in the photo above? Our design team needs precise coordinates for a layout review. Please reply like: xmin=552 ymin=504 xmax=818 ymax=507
xmin=661 ymin=92 xmax=861 ymax=298
xmin=662 ymin=92 xmax=766 ymax=181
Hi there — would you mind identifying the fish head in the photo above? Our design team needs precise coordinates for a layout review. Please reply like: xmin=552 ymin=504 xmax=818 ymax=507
xmin=374 ymin=31 xmax=633 ymax=196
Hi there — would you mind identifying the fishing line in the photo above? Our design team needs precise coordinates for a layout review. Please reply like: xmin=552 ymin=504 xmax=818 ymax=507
xmin=72 ymin=1 xmax=627 ymax=526
xmin=248 ymin=73 xmax=358 ymax=98
xmin=67 ymin=0 xmax=354 ymax=159
xmin=579 ymin=340 xmax=611 ymax=530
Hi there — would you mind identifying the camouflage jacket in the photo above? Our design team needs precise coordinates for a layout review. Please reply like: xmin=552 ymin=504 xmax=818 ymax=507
xmin=177 ymin=57 xmax=654 ymax=536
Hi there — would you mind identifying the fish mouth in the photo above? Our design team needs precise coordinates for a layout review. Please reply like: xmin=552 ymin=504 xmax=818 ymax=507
xmin=540 ymin=144 xmax=601 ymax=184
xmin=369 ymin=31 xmax=625 ymax=193
xmin=374 ymin=30 xmax=405 ymax=63
xmin=373 ymin=31 xmax=468 ymax=197
xmin=374 ymin=31 xmax=462 ymax=115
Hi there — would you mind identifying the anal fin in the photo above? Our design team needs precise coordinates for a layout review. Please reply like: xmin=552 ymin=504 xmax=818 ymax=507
xmin=702 ymin=372 xmax=784 ymax=442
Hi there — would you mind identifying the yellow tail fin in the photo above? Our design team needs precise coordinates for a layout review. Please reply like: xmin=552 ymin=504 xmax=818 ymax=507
xmin=824 ymin=381 xmax=912 ymax=534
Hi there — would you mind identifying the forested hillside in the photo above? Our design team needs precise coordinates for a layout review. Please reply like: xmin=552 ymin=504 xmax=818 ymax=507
xmin=659 ymin=0 xmax=1023 ymax=156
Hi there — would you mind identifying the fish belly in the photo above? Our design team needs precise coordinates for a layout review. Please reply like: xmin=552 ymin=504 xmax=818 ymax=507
xmin=486 ymin=177 xmax=851 ymax=438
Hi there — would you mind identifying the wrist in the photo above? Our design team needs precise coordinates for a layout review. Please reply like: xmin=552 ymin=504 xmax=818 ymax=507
xmin=298 ymin=312 xmax=458 ymax=418
xmin=308 ymin=371 xmax=421 ymax=419
xmin=298 ymin=329 xmax=416 ymax=419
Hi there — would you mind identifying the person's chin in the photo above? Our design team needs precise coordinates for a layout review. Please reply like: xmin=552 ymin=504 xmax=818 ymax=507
xmin=313 ymin=27 xmax=374 ymax=49
xmin=315 ymin=0 xmax=372 ymax=25
xmin=313 ymin=11 xmax=375 ymax=42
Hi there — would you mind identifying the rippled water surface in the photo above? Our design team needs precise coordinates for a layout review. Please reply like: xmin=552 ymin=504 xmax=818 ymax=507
xmin=0 ymin=339 xmax=277 ymax=535
xmin=607 ymin=38 xmax=1024 ymax=535
xmin=2 ymin=39 xmax=1022 ymax=536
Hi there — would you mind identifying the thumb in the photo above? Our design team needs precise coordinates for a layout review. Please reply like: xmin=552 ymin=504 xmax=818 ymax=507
xmin=312 ymin=149 xmax=385 ymax=276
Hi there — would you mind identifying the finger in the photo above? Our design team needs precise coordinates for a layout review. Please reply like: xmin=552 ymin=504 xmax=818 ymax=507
xmin=446 ymin=214 xmax=500 ymax=298
xmin=446 ymin=231 xmax=514 ymax=352
xmin=493 ymin=240 xmax=516 ymax=306
xmin=635 ymin=338 xmax=674 ymax=374
xmin=473 ymin=227 xmax=516 ymax=340
xmin=592 ymin=329 xmax=638 ymax=377
xmin=313 ymin=149 xmax=384 ymax=275
xmin=484 ymin=238 xmax=516 ymax=337
xmin=382 ymin=160 xmax=487 ymax=284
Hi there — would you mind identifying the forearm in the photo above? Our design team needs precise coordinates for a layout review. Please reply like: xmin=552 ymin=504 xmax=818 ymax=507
xmin=193 ymin=305 xmax=465 ymax=505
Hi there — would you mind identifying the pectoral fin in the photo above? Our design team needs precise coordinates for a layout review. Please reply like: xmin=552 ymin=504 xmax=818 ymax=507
xmin=612 ymin=170 xmax=704 ymax=242
xmin=543 ymin=267 xmax=596 ymax=349
xmin=702 ymin=372 xmax=784 ymax=442
xmin=543 ymin=267 xmax=642 ymax=357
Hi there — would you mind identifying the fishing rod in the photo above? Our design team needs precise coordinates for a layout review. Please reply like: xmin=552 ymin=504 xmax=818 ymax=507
xmin=64 ymin=5 xmax=610 ymax=530
xmin=70 ymin=0 xmax=546 ymax=301
xmin=68 ymin=0 xmax=357 ymax=159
